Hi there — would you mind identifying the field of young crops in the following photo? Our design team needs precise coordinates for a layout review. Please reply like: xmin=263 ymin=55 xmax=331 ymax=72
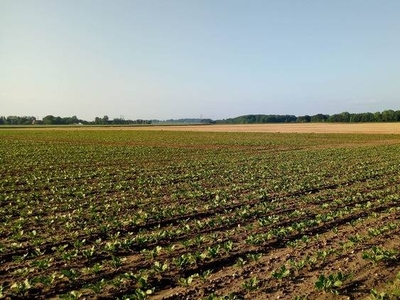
xmin=1 ymin=129 xmax=399 ymax=299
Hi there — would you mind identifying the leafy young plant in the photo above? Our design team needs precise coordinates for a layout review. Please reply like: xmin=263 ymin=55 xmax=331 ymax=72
xmin=133 ymin=288 xmax=155 ymax=300
xmin=370 ymin=289 xmax=390 ymax=300
xmin=271 ymin=265 xmax=291 ymax=280
xmin=207 ymin=245 xmax=221 ymax=258
xmin=59 ymin=290 xmax=83 ymax=300
xmin=60 ymin=269 xmax=79 ymax=282
xmin=316 ymin=248 xmax=336 ymax=263
xmin=110 ymin=255 xmax=125 ymax=269
xmin=30 ymin=257 xmax=53 ymax=270
xmin=246 ymin=253 xmax=262 ymax=262
xmin=242 ymin=276 xmax=259 ymax=292
xmin=10 ymin=278 xmax=32 ymax=296
xmin=178 ymin=273 xmax=198 ymax=287
xmin=362 ymin=246 xmax=399 ymax=264
xmin=223 ymin=240 xmax=234 ymax=252
xmin=87 ymin=279 xmax=106 ymax=294
xmin=81 ymin=245 xmax=96 ymax=259
xmin=315 ymin=272 xmax=349 ymax=294
xmin=235 ymin=257 xmax=247 ymax=268
xmin=199 ymin=269 xmax=212 ymax=281
xmin=289 ymin=258 xmax=306 ymax=274
xmin=153 ymin=261 xmax=168 ymax=273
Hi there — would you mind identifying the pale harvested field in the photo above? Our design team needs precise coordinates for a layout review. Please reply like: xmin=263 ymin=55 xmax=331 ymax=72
xmin=17 ymin=123 xmax=400 ymax=134
xmin=140 ymin=123 xmax=400 ymax=134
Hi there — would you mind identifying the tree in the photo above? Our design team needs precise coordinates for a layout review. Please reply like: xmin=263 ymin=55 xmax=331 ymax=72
xmin=361 ymin=113 xmax=374 ymax=122
xmin=381 ymin=110 xmax=396 ymax=122
xmin=6 ymin=116 xmax=19 ymax=125
xmin=43 ymin=115 xmax=56 ymax=125
xmin=374 ymin=112 xmax=382 ymax=122
xmin=340 ymin=112 xmax=351 ymax=122
xmin=311 ymin=114 xmax=328 ymax=122
xmin=297 ymin=115 xmax=311 ymax=123
xmin=63 ymin=115 xmax=79 ymax=124
xmin=328 ymin=112 xmax=350 ymax=122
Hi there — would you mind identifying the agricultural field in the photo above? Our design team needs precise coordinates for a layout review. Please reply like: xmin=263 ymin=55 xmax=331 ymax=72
xmin=0 ymin=129 xmax=399 ymax=299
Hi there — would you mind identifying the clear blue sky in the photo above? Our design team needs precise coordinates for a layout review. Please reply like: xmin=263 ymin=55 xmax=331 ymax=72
xmin=1 ymin=0 xmax=399 ymax=120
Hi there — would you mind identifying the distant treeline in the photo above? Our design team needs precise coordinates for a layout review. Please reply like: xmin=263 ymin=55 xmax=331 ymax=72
xmin=0 ymin=115 xmax=213 ymax=126
xmin=152 ymin=118 xmax=215 ymax=124
xmin=0 ymin=115 xmax=152 ymax=125
xmin=217 ymin=110 xmax=400 ymax=124
xmin=2 ymin=110 xmax=400 ymax=126
xmin=94 ymin=116 xmax=152 ymax=125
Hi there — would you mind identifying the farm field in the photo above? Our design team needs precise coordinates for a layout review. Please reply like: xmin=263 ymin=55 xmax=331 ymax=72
xmin=117 ymin=123 xmax=400 ymax=134
xmin=16 ymin=122 xmax=400 ymax=134
xmin=0 ymin=129 xmax=399 ymax=299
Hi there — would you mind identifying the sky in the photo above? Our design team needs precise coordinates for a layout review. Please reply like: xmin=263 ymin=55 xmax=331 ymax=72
xmin=1 ymin=0 xmax=400 ymax=121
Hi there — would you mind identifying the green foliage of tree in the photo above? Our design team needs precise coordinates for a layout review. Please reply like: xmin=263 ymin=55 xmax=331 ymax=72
xmin=217 ymin=110 xmax=400 ymax=124
xmin=218 ymin=114 xmax=297 ymax=124
xmin=327 ymin=110 xmax=400 ymax=123
xmin=0 ymin=116 xmax=36 ymax=125
xmin=42 ymin=115 xmax=82 ymax=125
xmin=297 ymin=115 xmax=311 ymax=123
xmin=311 ymin=114 xmax=329 ymax=122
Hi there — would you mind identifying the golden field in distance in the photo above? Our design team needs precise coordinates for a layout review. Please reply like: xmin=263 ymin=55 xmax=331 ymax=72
xmin=24 ymin=122 xmax=400 ymax=134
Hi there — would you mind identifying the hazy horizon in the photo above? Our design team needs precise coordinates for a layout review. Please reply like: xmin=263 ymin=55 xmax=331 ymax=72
xmin=1 ymin=1 xmax=400 ymax=120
